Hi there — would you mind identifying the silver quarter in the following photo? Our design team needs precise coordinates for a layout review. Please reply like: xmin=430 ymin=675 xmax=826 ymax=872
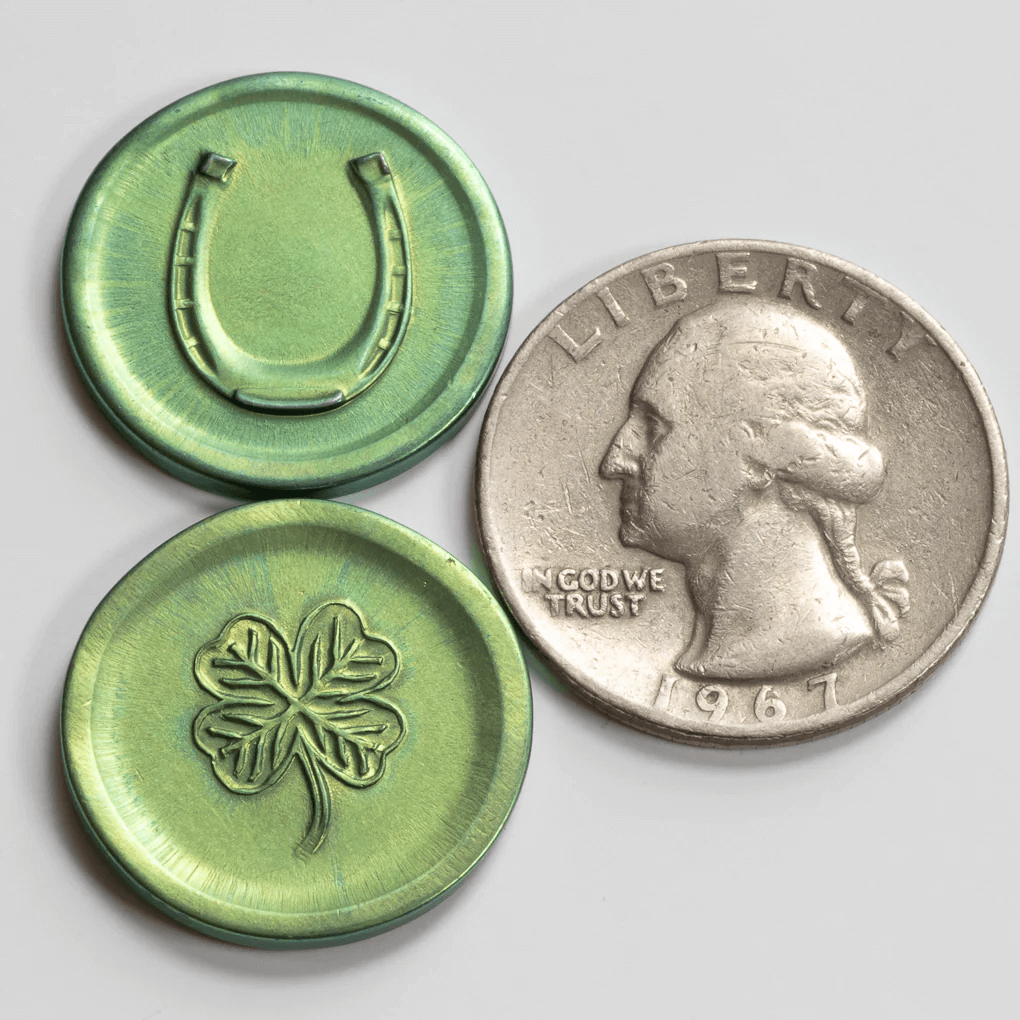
xmin=476 ymin=240 xmax=1008 ymax=746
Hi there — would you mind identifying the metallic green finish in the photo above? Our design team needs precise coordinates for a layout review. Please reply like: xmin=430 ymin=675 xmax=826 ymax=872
xmin=169 ymin=149 xmax=412 ymax=413
xmin=62 ymin=73 xmax=512 ymax=496
xmin=192 ymin=602 xmax=407 ymax=856
xmin=61 ymin=500 xmax=532 ymax=948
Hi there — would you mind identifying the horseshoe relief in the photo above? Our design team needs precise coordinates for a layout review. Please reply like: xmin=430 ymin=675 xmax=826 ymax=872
xmin=170 ymin=150 xmax=411 ymax=414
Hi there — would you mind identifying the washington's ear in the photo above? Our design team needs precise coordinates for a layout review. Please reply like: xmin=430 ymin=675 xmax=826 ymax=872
xmin=737 ymin=420 xmax=776 ymax=490
xmin=763 ymin=420 xmax=885 ymax=503
xmin=737 ymin=421 xmax=778 ymax=491
xmin=738 ymin=419 xmax=767 ymax=443
xmin=744 ymin=461 xmax=775 ymax=491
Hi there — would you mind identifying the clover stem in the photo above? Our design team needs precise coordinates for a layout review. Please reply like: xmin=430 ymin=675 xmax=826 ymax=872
xmin=295 ymin=744 xmax=332 ymax=855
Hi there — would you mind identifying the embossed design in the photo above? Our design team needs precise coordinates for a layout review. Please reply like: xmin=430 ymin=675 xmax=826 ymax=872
xmin=840 ymin=276 xmax=887 ymax=324
xmin=888 ymin=310 xmax=934 ymax=359
xmin=521 ymin=564 xmax=665 ymax=618
xmin=548 ymin=320 xmax=603 ymax=362
xmin=808 ymin=672 xmax=839 ymax=710
xmin=754 ymin=686 xmax=787 ymax=722
xmin=597 ymin=285 xmax=630 ymax=325
xmin=778 ymin=257 xmax=822 ymax=308
xmin=695 ymin=684 xmax=728 ymax=722
xmin=716 ymin=251 xmax=757 ymax=292
xmin=641 ymin=262 xmax=688 ymax=307
xmin=193 ymin=602 xmax=404 ymax=854
xmin=170 ymin=150 xmax=411 ymax=413
xmin=601 ymin=297 xmax=910 ymax=684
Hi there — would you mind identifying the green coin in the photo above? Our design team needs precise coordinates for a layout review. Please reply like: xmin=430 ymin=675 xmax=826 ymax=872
xmin=61 ymin=500 xmax=531 ymax=948
xmin=62 ymin=73 xmax=512 ymax=496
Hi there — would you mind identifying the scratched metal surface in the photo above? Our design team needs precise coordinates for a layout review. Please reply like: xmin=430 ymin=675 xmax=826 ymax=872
xmin=2 ymin=2 xmax=1017 ymax=1018
xmin=477 ymin=241 xmax=1006 ymax=745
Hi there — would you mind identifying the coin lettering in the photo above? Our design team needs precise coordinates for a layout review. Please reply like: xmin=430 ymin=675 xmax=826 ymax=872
xmin=753 ymin=686 xmax=787 ymax=723
xmin=840 ymin=276 xmax=887 ymax=324
xmin=641 ymin=261 xmax=688 ymax=307
xmin=807 ymin=672 xmax=839 ymax=710
xmin=778 ymin=257 xmax=823 ymax=308
xmin=548 ymin=321 xmax=603 ymax=362
xmin=695 ymin=684 xmax=728 ymax=722
xmin=522 ymin=565 xmax=665 ymax=619
xmin=716 ymin=251 xmax=758 ymax=292
xmin=597 ymin=285 xmax=630 ymax=326
xmin=477 ymin=240 xmax=1006 ymax=746
xmin=889 ymin=310 xmax=934 ymax=359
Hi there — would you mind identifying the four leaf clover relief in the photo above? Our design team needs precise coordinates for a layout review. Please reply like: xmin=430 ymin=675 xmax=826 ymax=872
xmin=192 ymin=602 xmax=405 ymax=854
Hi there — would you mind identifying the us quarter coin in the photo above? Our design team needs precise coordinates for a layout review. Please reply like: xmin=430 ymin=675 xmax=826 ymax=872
xmin=476 ymin=240 xmax=1008 ymax=746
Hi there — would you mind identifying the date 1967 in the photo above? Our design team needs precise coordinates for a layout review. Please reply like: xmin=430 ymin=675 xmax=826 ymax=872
xmin=655 ymin=673 xmax=840 ymax=722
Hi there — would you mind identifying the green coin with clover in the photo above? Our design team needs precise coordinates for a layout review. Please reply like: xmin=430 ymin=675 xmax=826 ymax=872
xmin=61 ymin=500 xmax=531 ymax=947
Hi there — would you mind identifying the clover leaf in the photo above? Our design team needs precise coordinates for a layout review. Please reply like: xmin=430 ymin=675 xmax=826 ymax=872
xmin=193 ymin=602 xmax=404 ymax=854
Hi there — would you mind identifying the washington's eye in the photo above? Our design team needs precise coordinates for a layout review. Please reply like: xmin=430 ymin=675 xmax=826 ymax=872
xmin=645 ymin=409 xmax=672 ymax=449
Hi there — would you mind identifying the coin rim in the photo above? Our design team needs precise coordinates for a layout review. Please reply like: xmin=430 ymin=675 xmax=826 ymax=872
xmin=61 ymin=71 xmax=513 ymax=497
xmin=62 ymin=499 xmax=532 ymax=946
xmin=476 ymin=239 xmax=1008 ymax=747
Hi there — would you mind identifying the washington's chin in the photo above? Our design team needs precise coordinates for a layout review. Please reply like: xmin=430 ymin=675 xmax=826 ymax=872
xmin=618 ymin=528 xmax=638 ymax=548
xmin=618 ymin=524 xmax=672 ymax=562
xmin=617 ymin=515 xmax=646 ymax=548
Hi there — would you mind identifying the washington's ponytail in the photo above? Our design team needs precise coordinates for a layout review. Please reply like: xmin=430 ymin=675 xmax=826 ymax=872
xmin=777 ymin=483 xmax=909 ymax=644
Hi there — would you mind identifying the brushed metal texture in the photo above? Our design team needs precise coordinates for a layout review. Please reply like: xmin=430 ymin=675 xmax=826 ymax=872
xmin=61 ymin=72 xmax=512 ymax=497
xmin=63 ymin=500 xmax=531 ymax=946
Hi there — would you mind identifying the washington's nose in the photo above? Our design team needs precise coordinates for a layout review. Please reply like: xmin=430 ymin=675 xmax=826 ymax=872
xmin=600 ymin=430 xmax=636 ymax=479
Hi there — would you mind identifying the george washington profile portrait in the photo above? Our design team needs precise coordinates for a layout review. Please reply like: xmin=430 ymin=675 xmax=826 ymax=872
xmin=600 ymin=296 xmax=909 ymax=681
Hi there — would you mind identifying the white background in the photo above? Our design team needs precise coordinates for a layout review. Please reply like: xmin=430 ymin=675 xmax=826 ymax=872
xmin=2 ymin=2 xmax=1016 ymax=1017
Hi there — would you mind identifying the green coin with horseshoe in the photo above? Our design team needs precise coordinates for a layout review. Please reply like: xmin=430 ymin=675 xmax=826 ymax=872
xmin=62 ymin=72 xmax=512 ymax=496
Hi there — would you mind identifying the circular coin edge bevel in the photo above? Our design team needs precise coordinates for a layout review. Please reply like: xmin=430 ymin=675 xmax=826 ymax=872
xmin=61 ymin=72 xmax=513 ymax=497
xmin=476 ymin=239 xmax=1008 ymax=748
xmin=62 ymin=499 xmax=532 ymax=945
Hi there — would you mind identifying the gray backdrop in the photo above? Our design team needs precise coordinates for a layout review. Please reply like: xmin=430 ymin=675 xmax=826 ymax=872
xmin=2 ymin=2 xmax=1016 ymax=1017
